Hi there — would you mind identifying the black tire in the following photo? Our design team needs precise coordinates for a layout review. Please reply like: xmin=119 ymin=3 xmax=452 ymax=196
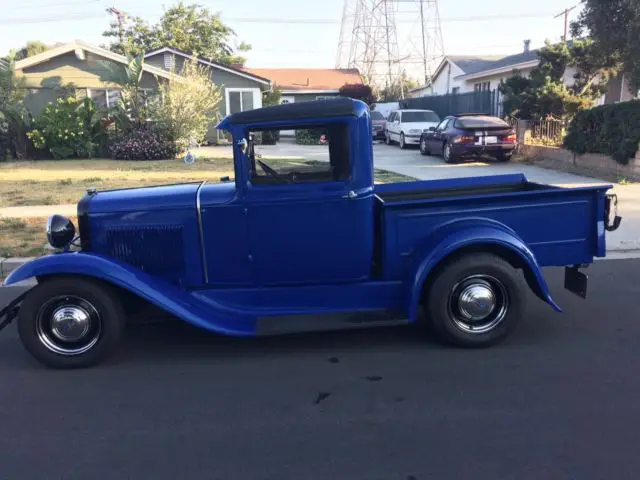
xmin=419 ymin=137 xmax=430 ymax=156
xmin=443 ymin=142 xmax=457 ymax=163
xmin=17 ymin=277 xmax=125 ymax=369
xmin=424 ymin=253 xmax=526 ymax=348
xmin=497 ymin=152 xmax=512 ymax=162
xmin=399 ymin=133 xmax=407 ymax=149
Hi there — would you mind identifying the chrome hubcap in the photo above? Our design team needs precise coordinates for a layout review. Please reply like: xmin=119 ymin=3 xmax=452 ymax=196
xmin=449 ymin=275 xmax=508 ymax=334
xmin=36 ymin=296 xmax=102 ymax=356
xmin=50 ymin=306 xmax=91 ymax=342
xmin=444 ymin=145 xmax=450 ymax=159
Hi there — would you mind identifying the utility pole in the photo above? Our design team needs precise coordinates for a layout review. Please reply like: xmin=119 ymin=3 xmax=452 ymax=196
xmin=419 ymin=0 xmax=428 ymax=87
xmin=554 ymin=5 xmax=576 ymax=43
xmin=106 ymin=7 xmax=129 ymax=45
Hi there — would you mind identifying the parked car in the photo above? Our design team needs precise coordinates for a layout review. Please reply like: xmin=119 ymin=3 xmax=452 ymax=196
xmin=0 ymin=98 xmax=621 ymax=368
xmin=371 ymin=110 xmax=386 ymax=141
xmin=385 ymin=109 xmax=440 ymax=149
xmin=420 ymin=114 xmax=517 ymax=163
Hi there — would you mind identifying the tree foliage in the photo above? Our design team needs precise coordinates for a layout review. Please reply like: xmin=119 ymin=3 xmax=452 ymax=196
xmin=377 ymin=72 xmax=419 ymax=102
xmin=0 ymin=55 xmax=29 ymax=159
xmin=103 ymin=2 xmax=250 ymax=65
xmin=499 ymin=40 xmax=617 ymax=120
xmin=152 ymin=60 xmax=222 ymax=151
xmin=13 ymin=41 xmax=52 ymax=61
xmin=339 ymin=83 xmax=375 ymax=104
xmin=571 ymin=0 xmax=640 ymax=91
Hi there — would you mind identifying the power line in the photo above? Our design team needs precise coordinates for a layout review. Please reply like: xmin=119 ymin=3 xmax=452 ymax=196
xmin=554 ymin=5 xmax=577 ymax=42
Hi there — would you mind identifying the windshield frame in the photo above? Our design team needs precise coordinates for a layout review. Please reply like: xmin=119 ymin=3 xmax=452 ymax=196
xmin=401 ymin=111 xmax=440 ymax=123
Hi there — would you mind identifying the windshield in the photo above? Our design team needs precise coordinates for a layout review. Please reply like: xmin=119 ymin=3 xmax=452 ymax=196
xmin=455 ymin=116 xmax=510 ymax=128
xmin=402 ymin=111 xmax=440 ymax=123
xmin=371 ymin=111 xmax=385 ymax=120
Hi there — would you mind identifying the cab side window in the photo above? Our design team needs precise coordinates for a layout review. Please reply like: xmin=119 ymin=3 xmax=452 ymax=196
xmin=436 ymin=119 xmax=450 ymax=131
xmin=249 ymin=124 xmax=351 ymax=185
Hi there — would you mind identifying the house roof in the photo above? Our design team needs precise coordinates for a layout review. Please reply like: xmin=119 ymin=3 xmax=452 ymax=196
xmin=144 ymin=47 xmax=271 ymax=85
xmin=410 ymin=50 xmax=541 ymax=92
xmin=242 ymin=68 xmax=363 ymax=93
xmin=14 ymin=41 xmax=176 ymax=80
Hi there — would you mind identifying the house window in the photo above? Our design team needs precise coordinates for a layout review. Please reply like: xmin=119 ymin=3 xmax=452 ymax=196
xmin=451 ymin=87 xmax=460 ymax=95
xmin=226 ymin=88 xmax=260 ymax=114
xmin=249 ymin=123 xmax=350 ymax=185
xmin=88 ymin=89 xmax=122 ymax=109
xmin=473 ymin=82 xmax=490 ymax=92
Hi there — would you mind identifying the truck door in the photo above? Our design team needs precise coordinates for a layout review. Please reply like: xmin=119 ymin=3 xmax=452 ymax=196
xmin=243 ymin=124 xmax=374 ymax=286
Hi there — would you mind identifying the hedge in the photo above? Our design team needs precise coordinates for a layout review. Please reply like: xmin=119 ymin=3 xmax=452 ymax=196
xmin=564 ymin=100 xmax=640 ymax=165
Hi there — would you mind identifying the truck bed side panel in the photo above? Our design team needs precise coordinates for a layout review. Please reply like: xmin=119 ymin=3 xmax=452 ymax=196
xmin=378 ymin=187 xmax=607 ymax=280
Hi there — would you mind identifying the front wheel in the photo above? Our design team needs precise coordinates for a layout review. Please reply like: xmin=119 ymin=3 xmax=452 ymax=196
xmin=419 ymin=137 xmax=430 ymax=156
xmin=424 ymin=253 xmax=526 ymax=348
xmin=399 ymin=133 xmax=407 ymax=149
xmin=18 ymin=277 xmax=125 ymax=368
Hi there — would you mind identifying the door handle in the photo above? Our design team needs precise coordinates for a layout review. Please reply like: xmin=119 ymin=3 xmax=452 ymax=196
xmin=343 ymin=190 xmax=357 ymax=200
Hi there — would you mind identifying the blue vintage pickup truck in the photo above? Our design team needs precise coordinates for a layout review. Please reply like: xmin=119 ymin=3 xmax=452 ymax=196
xmin=0 ymin=98 xmax=621 ymax=368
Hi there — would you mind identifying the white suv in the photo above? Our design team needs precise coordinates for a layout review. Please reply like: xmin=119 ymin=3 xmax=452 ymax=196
xmin=385 ymin=109 xmax=441 ymax=149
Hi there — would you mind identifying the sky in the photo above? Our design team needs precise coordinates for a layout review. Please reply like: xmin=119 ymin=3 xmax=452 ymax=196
xmin=0 ymin=0 xmax=582 ymax=75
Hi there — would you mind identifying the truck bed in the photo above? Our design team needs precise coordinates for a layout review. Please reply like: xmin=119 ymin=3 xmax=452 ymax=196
xmin=373 ymin=174 xmax=611 ymax=280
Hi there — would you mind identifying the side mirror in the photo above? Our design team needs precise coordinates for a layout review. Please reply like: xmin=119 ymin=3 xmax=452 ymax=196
xmin=428 ymin=127 xmax=436 ymax=132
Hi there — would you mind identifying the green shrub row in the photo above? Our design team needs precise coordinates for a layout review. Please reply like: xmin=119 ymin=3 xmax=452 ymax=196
xmin=564 ymin=100 xmax=640 ymax=164
xmin=295 ymin=128 xmax=326 ymax=145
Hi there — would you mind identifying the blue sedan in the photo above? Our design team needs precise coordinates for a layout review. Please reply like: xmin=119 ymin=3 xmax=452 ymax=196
xmin=420 ymin=114 xmax=518 ymax=163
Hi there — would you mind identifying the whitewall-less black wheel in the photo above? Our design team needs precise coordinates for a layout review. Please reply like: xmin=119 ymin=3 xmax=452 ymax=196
xmin=420 ymin=137 xmax=430 ymax=156
xmin=399 ymin=133 xmax=407 ymax=149
xmin=424 ymin=253 xmax=526 ymax=347
xmin=443 ymin=142 xmax=456 ymax=163
xmin=18 ymin=277 xmax=125 ymax=368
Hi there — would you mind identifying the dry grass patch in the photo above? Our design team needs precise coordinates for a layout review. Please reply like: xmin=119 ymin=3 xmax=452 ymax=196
xmin=0 ymin=216 xmax=68 ymax=258
xmin=1 ymin=157 xmax=416 ymax=208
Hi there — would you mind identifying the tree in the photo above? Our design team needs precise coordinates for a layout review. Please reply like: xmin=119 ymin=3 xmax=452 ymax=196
xmin=571 ymin=0 xmax=640 ymax=91
xmin=13 ymin=41 xmax=51 ymax=61
xmin=339 ymin=83 xmax=376 ymax=104
xmin=153 ymin=60 xmax=222 ymax=151
xmin=378 ymin=72 xmax=419 ymax=102
xmin=262 ymin=88 xmax=282 ymax=107
xmin=0 ymin=55 xmax=29 ymax=158
xmin=499 ymin=40 xmax=617 ymax=120
xmin=103 ymin=2 xmax=251 ymax=65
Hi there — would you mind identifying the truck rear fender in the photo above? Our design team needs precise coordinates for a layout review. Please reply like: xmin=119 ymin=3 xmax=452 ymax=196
xmin=407 ymin=218 xmax=561 ymax=320
xmin=3 ymin=253 xmax=255 ymax=336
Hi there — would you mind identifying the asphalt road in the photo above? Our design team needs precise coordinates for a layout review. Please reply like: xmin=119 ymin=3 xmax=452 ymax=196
xmin=1 ymin=259 xmax=639 ymax=480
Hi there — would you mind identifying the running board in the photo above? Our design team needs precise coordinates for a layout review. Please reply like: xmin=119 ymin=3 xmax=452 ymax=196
xmin=256 ymin=309 xmax=409 ymax=336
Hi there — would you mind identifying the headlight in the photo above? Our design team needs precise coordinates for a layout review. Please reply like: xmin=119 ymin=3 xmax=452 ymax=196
xmin=408 ymin=129 xmax=420 ymax=134
xmin=47 ymin=215 xmax=76 ymax=249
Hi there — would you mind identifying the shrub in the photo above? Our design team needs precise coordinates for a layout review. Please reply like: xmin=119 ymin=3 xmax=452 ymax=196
xmin=110 ymin=128 xmax=178 ymax=160
xmin=564 ymin=100 xmax=640 ymax=165
xmin=27 ymin=96 xmax=105 ymax=159
xmin=153 ymin=60 xmax=222 ymax=153
xmin=261 ymin=130 xmax=280 ymax=145
xmin=295 ymin=128 xmax=326 ymax=145
xmin=339 ymin=83 xmax=376 ymax=105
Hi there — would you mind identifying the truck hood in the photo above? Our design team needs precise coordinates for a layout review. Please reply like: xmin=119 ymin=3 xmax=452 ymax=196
xmin=85 ymin=183 xmax=201 ymax=214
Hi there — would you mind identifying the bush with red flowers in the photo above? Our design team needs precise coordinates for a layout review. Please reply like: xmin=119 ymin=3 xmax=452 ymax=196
xmin=109 ymin=128 xmax=178 ymax=160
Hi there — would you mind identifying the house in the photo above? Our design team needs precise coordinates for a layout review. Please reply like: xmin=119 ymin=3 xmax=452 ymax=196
xmin=143 ymin=47 xmax=272 ymax=117
xmin=410 ymin=40 xmax=637 ymax=106
xmin=241 ymin=67 xmax=363 ymax=105
xmin=14 ymin=41 xmax=177 ymax=115
xmin=410 ymin=43 xmax=540 ymax=97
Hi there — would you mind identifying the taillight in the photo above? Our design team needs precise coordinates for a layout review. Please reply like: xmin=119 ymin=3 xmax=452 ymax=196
xmin=503 ymin=132 xmax=517 ymax=143
xmin=453 ymin=135 xmax=475 ymax=144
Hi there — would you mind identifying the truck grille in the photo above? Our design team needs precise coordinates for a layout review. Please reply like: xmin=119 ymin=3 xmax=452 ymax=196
xmin=106 ymin=225 xmax=185 ymax=277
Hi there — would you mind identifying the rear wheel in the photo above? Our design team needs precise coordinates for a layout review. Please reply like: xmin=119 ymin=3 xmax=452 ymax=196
xmin=419 ymin=137 xmax=430 ymax=156
xmin=18 ymin=277 xmax=125 ymax=369
xmin=399 ymin=133 xmax=407 ymax=149
xmin=424 ymin=253 xmax=526 ymax=348
xmin=443 ymin=142 xmax=457 ymax=163
xmin=496 ymin=152 xmax=512 ymax=162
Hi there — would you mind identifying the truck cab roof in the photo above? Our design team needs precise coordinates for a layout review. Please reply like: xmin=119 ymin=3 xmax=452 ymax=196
xmin=218 ymin=97 xmax=367 ymax=129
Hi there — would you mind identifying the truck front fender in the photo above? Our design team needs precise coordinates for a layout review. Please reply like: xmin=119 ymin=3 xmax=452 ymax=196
xmin=407 ymin=219 xmax=561 ymax=320
xmin=3 ymin=253 xmax=255 ymax=336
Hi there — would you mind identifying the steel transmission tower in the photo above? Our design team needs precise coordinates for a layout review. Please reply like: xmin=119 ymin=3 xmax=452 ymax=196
xmin=336 ymin=0 xmax=445 ymax=93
